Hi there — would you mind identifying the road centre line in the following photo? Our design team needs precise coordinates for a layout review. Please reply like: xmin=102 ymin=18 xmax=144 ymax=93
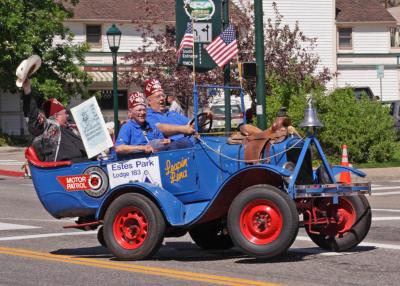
xmin=0 ymin=246 xmax=281 ymax=286
xmin=297 ymin=236 xmax=400 ymax=250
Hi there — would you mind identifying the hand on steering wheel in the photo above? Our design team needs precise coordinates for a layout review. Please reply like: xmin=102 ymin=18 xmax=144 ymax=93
xmin=189 ymin=112 xmax=213 ymax=133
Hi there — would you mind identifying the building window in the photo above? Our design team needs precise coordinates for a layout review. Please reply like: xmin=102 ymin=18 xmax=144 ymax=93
xmin=86 ymin=25 xmax=102 ymax=47
xmin=338 ymin=28 xmax=352 ymax=49
xmin=390 ymin=26 xmax=400 ymax=48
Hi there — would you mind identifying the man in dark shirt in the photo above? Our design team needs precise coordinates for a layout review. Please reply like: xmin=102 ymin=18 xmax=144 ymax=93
xmin=22 ymin=80 xmax=87 ymax=162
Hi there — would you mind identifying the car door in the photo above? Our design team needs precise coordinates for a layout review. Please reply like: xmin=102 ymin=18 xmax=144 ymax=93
xmin=157 ymin=147 xmax=199 ymax=197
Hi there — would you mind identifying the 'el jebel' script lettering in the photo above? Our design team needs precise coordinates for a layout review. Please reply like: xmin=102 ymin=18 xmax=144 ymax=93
xmin=165 ymin=158 xmax=188 ymax=184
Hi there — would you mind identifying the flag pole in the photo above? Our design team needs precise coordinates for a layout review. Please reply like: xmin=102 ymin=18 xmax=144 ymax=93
xmin=191 ymin=12 xmax=199 ymax=132
xmin=191 ymin=15 xmax=196 ymax=86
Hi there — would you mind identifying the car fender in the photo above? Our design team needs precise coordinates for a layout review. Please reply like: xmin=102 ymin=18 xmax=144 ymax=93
xmin=190 ymin=164 xmax=291 ymax=225
xmin=331 ymin=165 xmax=366 ymax=177
xmin=96 ymin=182 xmax=186 ymax=225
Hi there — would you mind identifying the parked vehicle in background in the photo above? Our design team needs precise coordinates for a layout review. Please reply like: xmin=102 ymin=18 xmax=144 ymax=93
xmin=352 ymin=87 xmax=375 ymax=100
xmin=210 ymin=103 xmax=243 ymax=130
xmin=384 ymin=100 xmax=400 ymax=135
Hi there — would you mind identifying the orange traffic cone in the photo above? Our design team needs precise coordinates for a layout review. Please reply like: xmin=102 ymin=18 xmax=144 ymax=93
xmin=339 ymin=145 xmax=351 ymax=183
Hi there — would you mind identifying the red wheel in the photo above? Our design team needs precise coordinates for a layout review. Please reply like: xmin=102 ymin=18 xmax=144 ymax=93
xmin=305 ymin=195 xmax=371 ymax=252
xmin=228 ymin=185 xmax=299 ymax=259
xmin=239 ymin=199 xmax=283 ymax=245
xmin=319 ymin=197 xmax=356 ymax=237
xmin=104 ymin=193 xmax=165 ymax=260
xmin=113 ymin=207 xmax=148 ymax=250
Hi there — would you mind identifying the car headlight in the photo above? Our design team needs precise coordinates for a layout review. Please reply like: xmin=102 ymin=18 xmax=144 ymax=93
xmin=282 ymin=161 xmax=295 ymax=184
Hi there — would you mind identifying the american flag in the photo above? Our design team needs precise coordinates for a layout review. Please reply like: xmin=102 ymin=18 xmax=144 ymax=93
xmin=205 ymin=25 xmax=238 ymax=67
xmin=176 ymin=22 xmax=194 ymax=59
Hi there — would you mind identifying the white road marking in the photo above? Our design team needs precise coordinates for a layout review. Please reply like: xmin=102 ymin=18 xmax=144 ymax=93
xmin=373 ymin=208 xmax=400 ymax=213
xmin=372 ymin=186 xmax=400 ymax=191
xmin=297 ymin=236 xmax=400 ymax=250
xmin=372 ymin=217 xmax=400 ymax=221
xmin=371 ymin=184 xmax=384 ymax=187
xmin=0 ymin=162 xmax=24 ymax=166
xmin=0 ymin=231 xmax=97 ymax=241
xmin=0 ymin=222 xmax=39 ymax=231
xmin=0 ymin=218 xmax=74 ymax=223
xmin=372 ymin=191 xmax=400 ymax=196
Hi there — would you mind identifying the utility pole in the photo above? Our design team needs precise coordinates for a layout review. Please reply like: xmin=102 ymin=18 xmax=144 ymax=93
xmin=222 ymin=0 xmax=231 ymax=132
xmin=254 ymin=0 xmax=266 ymax=129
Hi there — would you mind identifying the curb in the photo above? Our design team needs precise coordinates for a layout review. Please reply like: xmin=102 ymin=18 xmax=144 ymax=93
xmin=0 ymin=169 xmax=25 ymax=177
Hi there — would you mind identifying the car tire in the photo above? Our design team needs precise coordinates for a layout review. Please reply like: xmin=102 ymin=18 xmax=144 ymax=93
xmin=227 ymin=184 xmax=299 ymax=259
xmin=189 ymin=220 xmax=234 ymax=250
xmin=103 ymin=193 xmax=165 ymax=260
xmin=304 ymin=195 xmax=371 ymax=252
xmin=97 ymin=226 xmax=106 ymax=248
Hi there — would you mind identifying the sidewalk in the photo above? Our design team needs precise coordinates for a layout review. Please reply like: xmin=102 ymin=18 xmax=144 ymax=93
xmin=0 ymin=146 xmax=27 ymax=177
xmin=0 ymin=146 xmax=398 ymax=181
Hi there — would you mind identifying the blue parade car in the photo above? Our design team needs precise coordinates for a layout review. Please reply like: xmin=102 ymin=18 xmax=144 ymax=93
xmin=26 ymin=87 xmax=372 ymax=260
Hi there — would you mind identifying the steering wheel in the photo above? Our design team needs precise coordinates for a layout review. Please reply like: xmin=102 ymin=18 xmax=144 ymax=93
xmin=189 ymin=112 xmax=213 ymax=133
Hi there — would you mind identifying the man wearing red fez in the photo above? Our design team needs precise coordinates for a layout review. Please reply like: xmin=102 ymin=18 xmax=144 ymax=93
xmin=115 ymin=92 xmax=194 ymax=155
xmin=143 ymin=79 xmax=194 ymax=149
xmin=22 ymin=79 xmax=87 ymax=162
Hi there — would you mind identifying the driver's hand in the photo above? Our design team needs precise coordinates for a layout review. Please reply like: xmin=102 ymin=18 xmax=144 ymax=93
xmin=183 ymin=124 xmax=195 ymax=135
xmin=162 ymin=138 xmax=171 ymax=145
xmin=239 ymin=124 xmax=249 ymax=136
xmin=143 ymin=145 xmax=154 ymax=154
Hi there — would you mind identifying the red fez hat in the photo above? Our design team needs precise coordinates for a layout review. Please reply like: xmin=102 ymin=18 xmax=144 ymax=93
xmin=143 ymin=79 xmax=163 ymax=97
xmin=128 ymin=92 xmax=146 ymax=109
xmin=42 ymin=98 xmax=65 ymax=118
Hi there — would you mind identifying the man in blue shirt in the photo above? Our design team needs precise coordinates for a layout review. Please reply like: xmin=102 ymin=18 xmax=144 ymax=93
xmin=116 ymin=92 xmax=194 ymax=155
xmin=143 ymin=79 xmax=192 ymax=148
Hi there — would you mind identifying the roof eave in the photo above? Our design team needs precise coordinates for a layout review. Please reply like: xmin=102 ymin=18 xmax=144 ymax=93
xmin=336 ymin=20 xmax=397 ymax=25
xmin=66 ymin=19 xmax=175 ymax=24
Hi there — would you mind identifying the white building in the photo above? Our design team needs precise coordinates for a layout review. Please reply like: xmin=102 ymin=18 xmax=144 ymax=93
xmin=263 ymin=0 xmax=400 ymax=101
xmin=263 ymin=0 xmax=337 ymax=90
xmin=336 ymin=0 xmax=399 ymax=101
xmin=2 ymin=0 xmax=400 ymax=135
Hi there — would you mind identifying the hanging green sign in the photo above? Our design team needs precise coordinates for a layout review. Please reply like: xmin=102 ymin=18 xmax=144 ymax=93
xmin=176 ymin=0 xmax=221 ymax=72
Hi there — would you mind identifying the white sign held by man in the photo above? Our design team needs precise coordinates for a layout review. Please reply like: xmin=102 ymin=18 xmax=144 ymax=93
xmin=71 ymin=97 xmax=113 ymax=158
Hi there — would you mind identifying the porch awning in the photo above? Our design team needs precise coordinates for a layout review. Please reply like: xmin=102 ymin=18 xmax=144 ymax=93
xmin=87 ymin=71 xmax=113 ymax=82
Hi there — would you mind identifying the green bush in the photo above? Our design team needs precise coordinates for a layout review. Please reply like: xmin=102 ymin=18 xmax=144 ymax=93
xmin=315 ymin=88 xmax=396 ymax=163
xmin=265 ymin=87 xmax=397 ymax=163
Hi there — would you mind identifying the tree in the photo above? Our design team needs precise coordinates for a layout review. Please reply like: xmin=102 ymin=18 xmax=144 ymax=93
xmin=122 ymin=1 xmax=330 ymax=115
xmin=0 ymin=0 xmax=91 ymax=104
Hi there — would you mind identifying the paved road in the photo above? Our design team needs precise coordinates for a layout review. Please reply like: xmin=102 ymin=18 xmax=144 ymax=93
xmin=0 ymin=175 xmax=399 ymax=286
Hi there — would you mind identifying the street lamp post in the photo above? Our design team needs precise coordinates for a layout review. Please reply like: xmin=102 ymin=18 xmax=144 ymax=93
xmin=106 ymin=24 xmax=122 ymax=137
